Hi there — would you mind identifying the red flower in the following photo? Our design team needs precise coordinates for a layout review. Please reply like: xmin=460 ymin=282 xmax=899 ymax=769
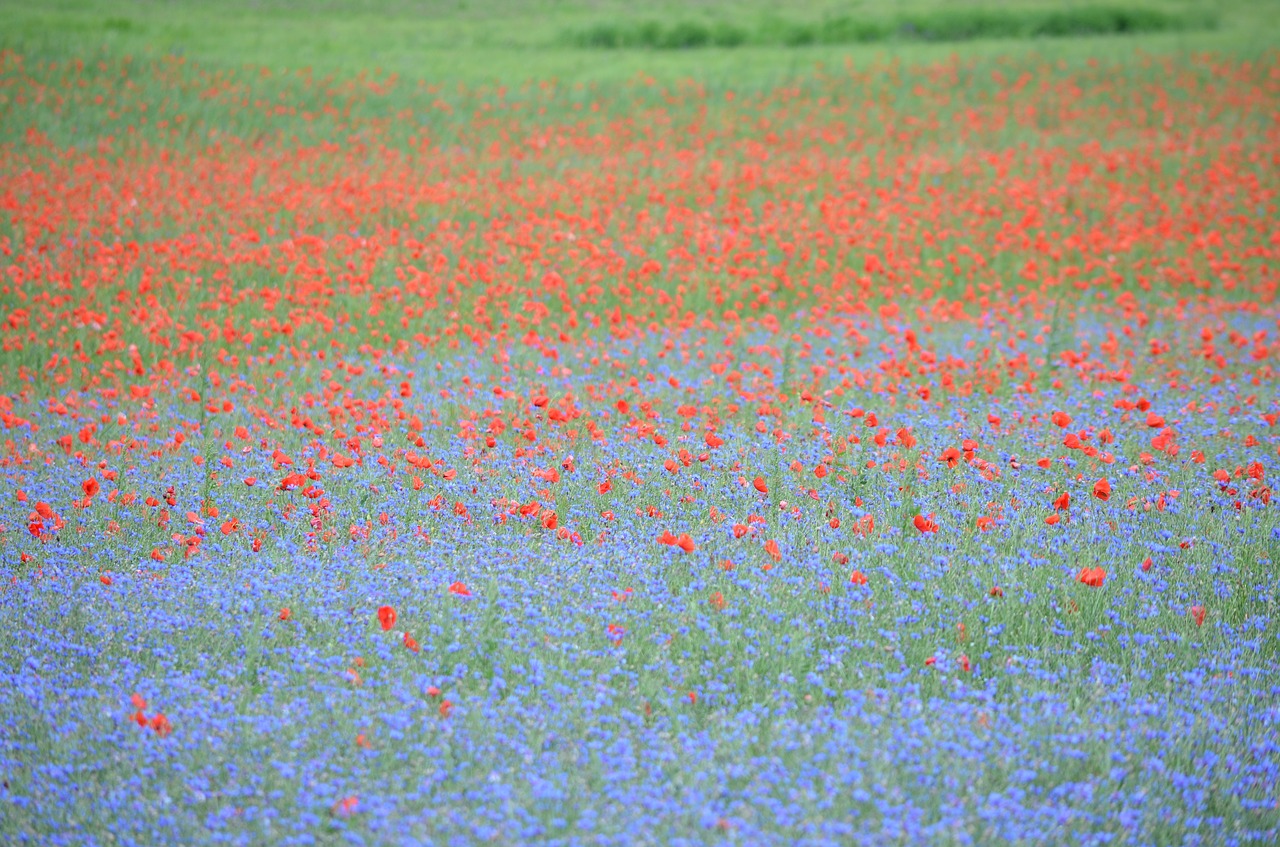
xmin=403 ymin=632 xmax=421 ymax=653
xmin=1077 ymin=567 xmax=1107 ymax=587
xmin=278 ymin=607 xmax=292 ymax=621
xmin=1092 ymin=478 xmax=1111 ymax=501
xmin=376 ymin=605 xmax=397 ymax=631
xmin=448 ymin=581 xmax=471 ymax=597
xmin=1190 ymin=605 xmax=1206 ymax=627
xmin=849 ymin=570 xmax=868 ymax=585
xmin=752 ymin=476 xmax=768 ymax=494
xmin=149 ymin=713 xmax=172 ymax=737
xmin=82 ymin=478 xmax=100 ymax=498
xmin=1051 ymin=411 xmax=1072 ymax=428
xmin=912 ymin=514 xmax=938 ymax=533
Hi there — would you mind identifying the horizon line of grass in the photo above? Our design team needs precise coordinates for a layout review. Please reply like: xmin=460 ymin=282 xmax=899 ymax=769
xmin=565 ymin=4 xmax=1217 ymax=51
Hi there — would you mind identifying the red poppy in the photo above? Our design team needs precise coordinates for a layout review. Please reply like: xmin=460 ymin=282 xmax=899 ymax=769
xmin=1077 ymin=567 xmax=1106 ymax=587
xmin=448 ymin=581 xmax=471 ymax=597
xmin=849 ymin=570 xmax=868 ymax=585
xmin=913 ymin=514 xmax=938 ymax=533
xmin=1190 ymin=605 xmax=1206 ymax=627
xmin=403 ymin=632 xmax=421 ymax=653
xmin=752 ymin=476 xmax=768 ymax=494
xmin=377 ymin=605 xmax=397 ymax=631
xmin=82 ymin=478 xmax=100 ymax=498
xmin=1051 ymin=411 xmax=1072 ymax=428
xmin=149 ymin=713 xmax=172 ymax=737
xmin=1093 ymin=479 xmax=1111 ymax=501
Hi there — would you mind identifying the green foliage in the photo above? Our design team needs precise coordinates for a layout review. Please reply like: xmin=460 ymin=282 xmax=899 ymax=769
xmin=565 ymin=5 xmax=1216 ymax=51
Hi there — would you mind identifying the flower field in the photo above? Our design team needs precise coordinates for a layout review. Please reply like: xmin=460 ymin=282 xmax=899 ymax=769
xmin=1 ymin=41 xmax=1279 ymax=845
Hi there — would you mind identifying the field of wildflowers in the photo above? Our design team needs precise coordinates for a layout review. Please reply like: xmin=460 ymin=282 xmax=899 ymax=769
xmin=1 ymin=28 xmax=1279 ymax=847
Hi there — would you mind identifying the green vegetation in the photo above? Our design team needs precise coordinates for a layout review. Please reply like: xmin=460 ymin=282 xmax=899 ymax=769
xmin=0 ymin=0 xmax=1274 ymax=87
xmin=568 ymin=4 xmax=1216 ymax=51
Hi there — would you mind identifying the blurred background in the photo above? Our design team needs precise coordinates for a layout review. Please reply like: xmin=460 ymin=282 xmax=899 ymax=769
xmin=2 ymin=0 xmax=1275 ymax=86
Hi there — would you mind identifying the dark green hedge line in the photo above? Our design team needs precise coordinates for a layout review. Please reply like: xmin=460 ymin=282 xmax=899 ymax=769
xmin=566 ymin=5 xmax=1216 ymax=50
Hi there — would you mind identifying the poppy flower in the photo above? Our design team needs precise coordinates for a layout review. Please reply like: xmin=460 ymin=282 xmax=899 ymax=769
xmin=82 ymin=478 xmax=99 ymax=498
xmin=1051 ymin=411 xmax=1072 ymax=428
xmin=1092 ymin=479 xmax=1111 ymax=501
xmin=403 ymin=632 xmax=421 ymax=653
xmin=989 ymin=586 xmax=1003 ymax=597
xmin=279 ymin=608 xmax=292 ymax=621
xmin=849 ymin=570 xmax=868 ymax=585
xmin=376 ymin=605 xmax=397 ymax=631
xmin=1190 ymin=605 xmax=1206 ymax=627
xmin=448 ymin=581 xmax=471 ymax=597
xmin=913 ymin=514 xmax=938 ymax=533
xmin=752 ymin=476 xmax=768 ymax=494
xmin=1077 ymin=567 xmax=1106 ymax=587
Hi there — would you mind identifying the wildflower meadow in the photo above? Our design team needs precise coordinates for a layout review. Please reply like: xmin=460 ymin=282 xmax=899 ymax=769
xmin=1 ymin=1 xmax=1278 ymax=844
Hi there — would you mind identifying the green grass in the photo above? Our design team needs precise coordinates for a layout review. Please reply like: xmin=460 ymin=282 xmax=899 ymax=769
xmin=0 ymin=0 xmax=1275 ymax=87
